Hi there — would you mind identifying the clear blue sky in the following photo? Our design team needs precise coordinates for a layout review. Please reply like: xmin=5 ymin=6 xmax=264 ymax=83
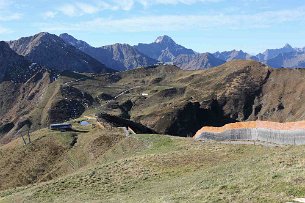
xmin=1 ymin=0 xmax=305 ymax=54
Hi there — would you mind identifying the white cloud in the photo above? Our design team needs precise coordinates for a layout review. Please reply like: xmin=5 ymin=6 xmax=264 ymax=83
xmin=56 ymin=0 xmax=221 ymax=16
xmin=43 ymin=11 xmax=57 ymax=19
xmin=75 ymin=2 xmax=99 ymax=14
xmin=58 ymin=2 xmax=109 ymax=16
xmin=137 ymin=0 xmax=221 ymax=6
xmin=39 ymin=7 xmax=305 ymax=32
xmin=0 ymin=0 xmax=22 ymax=22
xmin=0 ymin=26 xmax=10 ymax=34
xmin=0 ymin=13 xmax=21 ymax=21
xmin=112 ymin=0 xmax=134 ymax=11
xmin=0 ymin=0 xmax=11 ymax=9
xmin=58 ymin=4 xmax=78 ymax=17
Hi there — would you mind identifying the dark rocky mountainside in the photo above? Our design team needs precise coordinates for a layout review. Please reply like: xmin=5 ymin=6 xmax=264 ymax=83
xmin=60 ymin=33 xmax=157 ymax=71
xmin=174 ymin=53 xmax=225 ymax=70
xmin=0 ymin=41 xmax=41 ymax=83
xmin=8 ymin=32 xmax=113 ymax=73
xmin=135 ymin=35 xmax=195 ymax=62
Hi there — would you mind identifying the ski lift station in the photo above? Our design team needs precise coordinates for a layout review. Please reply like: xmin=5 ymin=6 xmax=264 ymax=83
xmin=50 ymin=123 xmax=72 ymax=131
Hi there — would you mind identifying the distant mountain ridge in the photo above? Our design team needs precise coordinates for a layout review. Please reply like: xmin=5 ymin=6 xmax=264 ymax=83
xmin=213 ymin=50 xmax=258 ymax=62
xmin=3 ymin=32 xmax=305 ymax=71
xmin=60 ymin=33 xmax=157 ymax=71
xmin=8 ymin=32 xmax=113 ymax=73
xmin=58 ymin=33 xmax=305 ymax=69
xmin=266 ymin=52 xmax=305 ymax=68
xmin=257 ymin=44 xmax=295 ymax=61
xmin=173 ymin=53 xmax=225 ymax=70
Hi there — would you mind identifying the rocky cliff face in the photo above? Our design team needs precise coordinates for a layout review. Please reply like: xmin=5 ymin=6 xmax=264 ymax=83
xmin=8 ymin=32 xmax=113 ymax=73
xmin=60 ymin=33 xmax=157 ymax=71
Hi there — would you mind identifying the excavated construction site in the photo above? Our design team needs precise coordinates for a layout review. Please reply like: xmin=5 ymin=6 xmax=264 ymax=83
xmin=194 ymin=121 xmax=305 ymax=145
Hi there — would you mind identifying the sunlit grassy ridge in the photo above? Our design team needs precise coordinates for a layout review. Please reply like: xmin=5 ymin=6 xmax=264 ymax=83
xmin=1 ymin=133 xmax=305 ymax=202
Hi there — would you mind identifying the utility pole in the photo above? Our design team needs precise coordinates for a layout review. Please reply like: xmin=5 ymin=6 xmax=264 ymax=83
xmin=27 ymin=128 xmax=31 ymax=144
xmin=21 ymin=134 xmax=27 ymax=145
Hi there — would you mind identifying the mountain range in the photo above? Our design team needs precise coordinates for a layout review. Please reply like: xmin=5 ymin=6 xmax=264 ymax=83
xmin=59 ymin=33 xmax=305 ymax=70
xmin=1 ymin=31 xmax=305 ymax=74
xmin=173 ymin=53 xmax=225 ymax=70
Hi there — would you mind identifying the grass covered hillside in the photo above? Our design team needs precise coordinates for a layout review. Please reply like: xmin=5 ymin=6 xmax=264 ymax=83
xmin=0 ymin=118 xmax=124 ymax=192
xmin=2 ymin=131 xmax=305 ymax=202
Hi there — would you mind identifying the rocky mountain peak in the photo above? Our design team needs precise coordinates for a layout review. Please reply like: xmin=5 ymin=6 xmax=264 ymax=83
xmin=34 ymin=32 xmax=49 ymax=38
xmin=59 ymin=33 xmax=78 ymax=44
xmin=155 ymin=35 xmax=175 ymax=45
xmin=33 ymin=32 xmax=60 ymax=42
xmin=59 ymin=33 xmax=90 ymax=50
xmin=283 ymin=43 xmax=293 ymax=49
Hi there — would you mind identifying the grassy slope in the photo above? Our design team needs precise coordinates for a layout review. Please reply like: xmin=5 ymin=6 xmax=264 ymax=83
xmin=0 ymin=118 xmax=124 ymax=193
xmin=2 ymin=134 xmax=305 ymax=202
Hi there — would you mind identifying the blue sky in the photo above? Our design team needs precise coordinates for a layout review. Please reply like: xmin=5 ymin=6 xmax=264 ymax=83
xmin=0 ymin=0 xmax=305 ymax=54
